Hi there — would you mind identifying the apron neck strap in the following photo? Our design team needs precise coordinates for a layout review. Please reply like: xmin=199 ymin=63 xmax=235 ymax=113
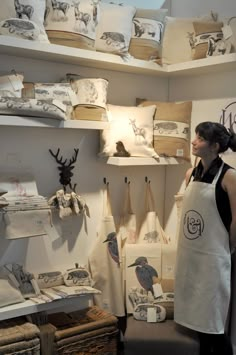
xmin=212 ymin=162 xmax=224 ymax=186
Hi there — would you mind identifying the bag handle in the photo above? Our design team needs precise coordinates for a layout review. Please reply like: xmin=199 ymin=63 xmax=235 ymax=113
xmin=145 ymin=181 xmax=155 ymax=212
xmin=103 ymin=182 xmax=112 ymax=217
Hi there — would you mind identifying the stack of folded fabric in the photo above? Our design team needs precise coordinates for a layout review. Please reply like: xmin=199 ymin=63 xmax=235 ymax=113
xmin=46 ymin=306 xmax=119 ymax=354
xmin=0 ymin=317 xmax=40 ymax=354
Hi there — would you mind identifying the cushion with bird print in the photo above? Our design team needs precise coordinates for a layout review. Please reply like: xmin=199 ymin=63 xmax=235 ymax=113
xmin=0 ymin=0 xmax=49 ymax=42
xmin=137 ymin=98 xmax=192 ymax=161
xmin=129 ymin=8 xmax=168 ymax=62
xmin=44 ymin=0 xmax=100 ymax=50
xmin=95 ymin=2 xmax=136 ymax=57
xmin=99 ymin=104 xmax=158 ymax=158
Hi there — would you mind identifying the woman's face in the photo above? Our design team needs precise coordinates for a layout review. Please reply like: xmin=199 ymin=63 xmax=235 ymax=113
xmin=191 ymin=133 xmax=211 ymax=157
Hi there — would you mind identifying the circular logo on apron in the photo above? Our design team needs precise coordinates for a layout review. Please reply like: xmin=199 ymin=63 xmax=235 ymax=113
xmin=183 ymin=209 xmax=204 ymax=240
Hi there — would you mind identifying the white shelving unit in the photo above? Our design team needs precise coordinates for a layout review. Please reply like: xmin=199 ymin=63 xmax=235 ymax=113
xmin=0 ymin=296 xmax=91 ymax=321
xmin=0 ymin=36 xmax=236 ymax=77
xmin=0 ymin=115 xmax=109 ymax=130
xmin=105 ymin=156 xmax=185 ymax=166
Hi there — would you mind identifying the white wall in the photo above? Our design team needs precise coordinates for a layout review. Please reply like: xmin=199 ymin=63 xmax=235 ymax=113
xmin=0 ymin=53 xmax=168 ymax=274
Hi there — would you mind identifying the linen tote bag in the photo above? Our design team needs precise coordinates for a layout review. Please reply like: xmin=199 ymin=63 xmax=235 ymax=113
xmin=88 ymin=183 xmax=125 ymax=316
xmin=137 ymin=182 xmax=168 ymax=244
xmin=116 ymin=182 xmax=138 ymax=300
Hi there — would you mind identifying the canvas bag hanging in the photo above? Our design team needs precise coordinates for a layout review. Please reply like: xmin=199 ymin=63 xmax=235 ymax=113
xmin=116 ymin=181 xmax=138 ymax=299
xmin=88 ymin=183 xmax=125 ymax=316
xmin=137 ymin=181 xmax=168 ymax=244
xmin=125 ymin=243 xmax=162 ymax=314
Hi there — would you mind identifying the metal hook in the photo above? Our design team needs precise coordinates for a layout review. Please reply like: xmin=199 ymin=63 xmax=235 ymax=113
xmin=145 ymin=176 xmax=151 ymax=184
xmin=124 ymin=177 xmax=130 ymax=184
xmin=103 ymin=177 xmax=109 ymax=186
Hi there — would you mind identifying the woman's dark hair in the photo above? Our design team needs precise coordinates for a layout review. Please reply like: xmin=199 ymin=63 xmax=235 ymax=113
xmin=195 ymin=121 xmax=236 ymax=153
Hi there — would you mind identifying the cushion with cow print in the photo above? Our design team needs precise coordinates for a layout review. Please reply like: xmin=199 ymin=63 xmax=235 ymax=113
xmin=99 ymin=104 xmax=158 ymax=158
xmin=137 ymin=99 xmax=192 ymax=161
xmin=129 ymin=8 xmax=168 ymax=62
xmin=95 ymin=2 xmax=136 ymax=57
xmin=0 ymin=0 xmax=49 ymax=42
xmin=192 ymin=20 xmax=231 ymax=59
xmin=44 ymin=0 xmax=100 ymax=50
xmin=0 ymin=97 xmax=67 ymax=120
xmin=22 ymin=82 xmax=75 ymax=119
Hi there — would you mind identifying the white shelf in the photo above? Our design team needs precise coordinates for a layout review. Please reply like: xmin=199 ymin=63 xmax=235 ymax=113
xmin=105 ymin=156 xmax=185 ymax=166
xmin=0 ymin=116 xmax=109 ymax=130
xmin=1 ymin=36 xmax=236 ymax=77
xmin=0 ymin=295 xmax=90 ymax=321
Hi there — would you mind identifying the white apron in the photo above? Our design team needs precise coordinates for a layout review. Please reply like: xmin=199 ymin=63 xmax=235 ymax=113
xmin=174 ymin=163 xmax=231 ymax=334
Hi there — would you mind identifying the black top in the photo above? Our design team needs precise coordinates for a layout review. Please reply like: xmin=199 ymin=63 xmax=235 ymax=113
xmin=191 ymin=156 xmax=233 ymax=233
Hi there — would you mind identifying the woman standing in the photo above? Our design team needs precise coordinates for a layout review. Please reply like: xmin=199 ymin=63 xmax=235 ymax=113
xmin=174 ymin=121 xmax=236 ymax=355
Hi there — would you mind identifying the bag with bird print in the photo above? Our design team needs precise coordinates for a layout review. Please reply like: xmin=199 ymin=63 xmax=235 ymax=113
xmin=125 ymin=243 xmax=163 ymax=314
xmin=116 ymin=181 xmax=138 ymax=300
xmin=88 ymin=183 xmax=125 ymax=317
xmin=137 ymin=181 xmax=169 ymax=244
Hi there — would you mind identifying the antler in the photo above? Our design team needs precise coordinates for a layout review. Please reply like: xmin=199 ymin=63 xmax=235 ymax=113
xmin=49 ymin=148 xmax=67 ymax=165
xmin=69 ymin=149 xmax=79 ymax=166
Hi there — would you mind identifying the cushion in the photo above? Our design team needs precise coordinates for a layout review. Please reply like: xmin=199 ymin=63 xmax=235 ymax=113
xmin=224 ymin=17 xmax=236 ymax=52
xmin=138 ymin=99 xmax=192 ymax=161
xmin=95 ymin=2 xmax=136 ymax=57
xmin=68 ymin=77 xmax=109 ymax=109
xmin=161 ymin=16 xmax=215 ymax=65
xmin=129 ymin=8 xmax=167 ymax=61
xmin=45 ymin=0 xmax=99 ymax=50
xmin=192 ymin=20 xmax=231 ymax=59
xmin=22 ymin=82 xmax=75 ymax=119
xmin=0 ymin=97 xmax=67 ymax=120
xmin=161 ymin=16 xmax=197 ymax=65
xmin=99 ymin=104 xmax=158 ymax=158
xmin=36 ymin=271 xmax=64 ymax=289
xmin=0 ymin=73 xmax=24 ymax=98
xmin=0 ymin=0 xmax=49 ymax=42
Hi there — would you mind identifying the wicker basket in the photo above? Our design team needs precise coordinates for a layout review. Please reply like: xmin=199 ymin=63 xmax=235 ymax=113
xmin=48 ymin=306 xmax=119 ymax=355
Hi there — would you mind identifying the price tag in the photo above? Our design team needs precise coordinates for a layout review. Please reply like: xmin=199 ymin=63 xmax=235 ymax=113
xmin=147 ymin=307 xmax=157 ymax=323
xmin=153 ymin=282 xmax=163 ymax=298
xmin=222 ymin=24 xmax=233 ymax=40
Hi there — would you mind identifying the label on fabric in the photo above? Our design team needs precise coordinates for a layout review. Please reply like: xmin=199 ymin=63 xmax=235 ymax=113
xmin=153 ymin=282 xmax=163 ymax=298
xmin=153 ymin=120 xmax=189 ymax=140
xmin=147 ymin=307 xmax=157 ymax=323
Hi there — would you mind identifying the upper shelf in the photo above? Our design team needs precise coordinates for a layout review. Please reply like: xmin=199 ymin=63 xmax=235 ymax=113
xmin=104 ymin=156 xmax=185 ymax=166
xmin=0 ymin=36 xmax=236 ymax=77
xmin=0 ymin=115 xmax=109 ymax=129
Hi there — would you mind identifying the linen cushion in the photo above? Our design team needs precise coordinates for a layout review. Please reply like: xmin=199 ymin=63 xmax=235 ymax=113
xmin=99 ymin=104 xmax=158 ymax=158
xmin=0 ymin=0 xmax=48 ymax=42
xmin=95 ymin=3 xmax=136 ymax=56
xmin=192 ymin=20 xmax=231 ymax=59
xmin=22 ymin=82 xmax=75 ymax=119
xmin=44 ymin=0 xmax=99 ymax=50
xmin=129 ymin=8 xmax=167 ymax=61
xmin=138 ymin=99 xmax=192 ymax=161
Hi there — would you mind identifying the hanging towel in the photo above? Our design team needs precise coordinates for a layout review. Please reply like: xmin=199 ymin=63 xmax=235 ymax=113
xmin=88 ymin=184 xmax=125 ymax=316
